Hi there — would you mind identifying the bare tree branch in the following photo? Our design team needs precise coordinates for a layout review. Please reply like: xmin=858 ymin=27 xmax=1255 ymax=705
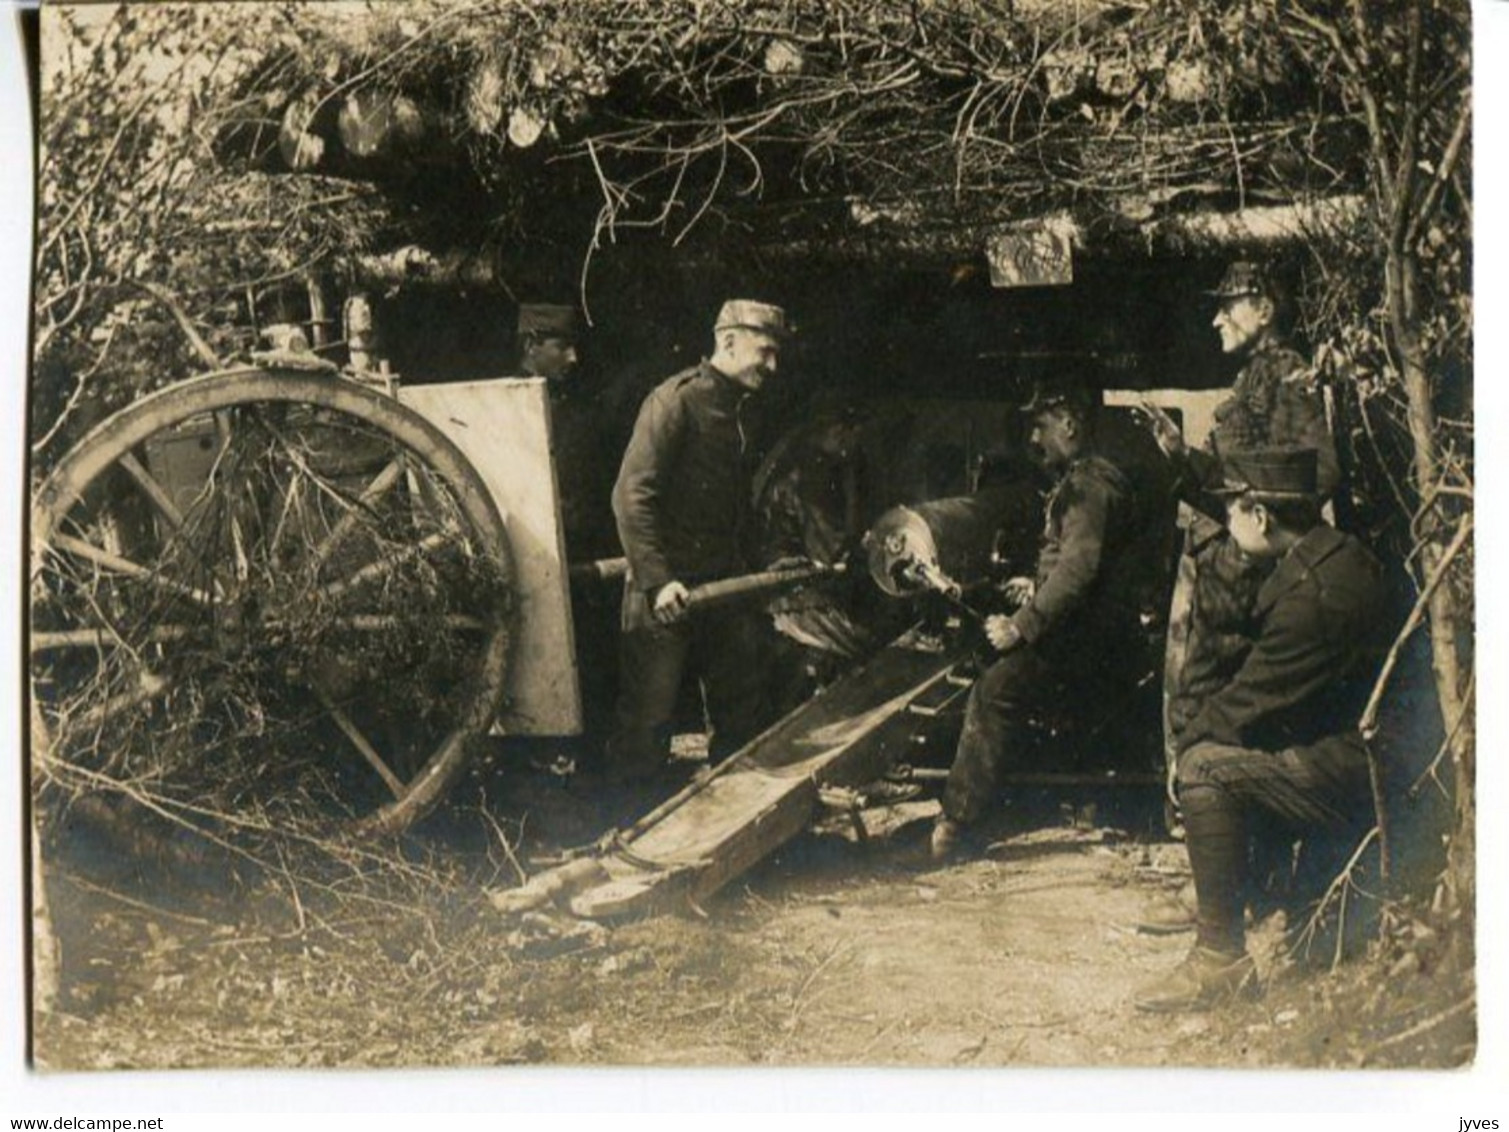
xmin=128 ymin=279 xmax=226 ymax=370
xmin=1359 ymin=511 xmax=1473 ymax=741
xmin=1405 ymin=92 xmax=1472 ymax=249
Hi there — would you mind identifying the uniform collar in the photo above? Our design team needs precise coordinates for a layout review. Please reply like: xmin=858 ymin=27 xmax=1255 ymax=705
xmin=1186 ymin=515 xmax=1229 ymax=557
xmin=1258 ymin=525 xmax=1347 ymax=607
xmin=1240 ymin=332 xmax=1292 ymax=367
xmin=1051 ymin=450 xmax=1097 ymax=482
xmin=702 ymin=358 xmax=754 ymax=401
xmin=1043 ymin=452 xmax=1094 ymax=507
xmin=1289 ymin=525 xmax=1349 ymax=571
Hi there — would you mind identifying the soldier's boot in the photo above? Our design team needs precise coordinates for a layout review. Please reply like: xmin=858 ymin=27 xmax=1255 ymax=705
xmin=1137 ymin=881 xmax=1198 ymax=935
xmin=1133 ymin=946 xmax=1259 ymax=1013
xmin=929 ymin=818 xmax=963 ymax=863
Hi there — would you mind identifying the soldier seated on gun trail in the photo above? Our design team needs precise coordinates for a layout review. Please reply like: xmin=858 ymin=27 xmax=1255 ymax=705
xmin=930 ymin=381 xmax=1144 ymax=861
xmin=1134 ymin=446 xmax=1387 ymax=1013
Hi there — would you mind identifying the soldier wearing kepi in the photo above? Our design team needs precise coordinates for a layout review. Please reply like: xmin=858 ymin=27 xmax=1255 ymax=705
xmin=606 ymin=300 xmax=789 ymax=782
xmin=516 ymin=303 xmax=580 ymax=384
xmin=1134 ymin=447 xmax=1387 ymax=1012
xmin=1147 ymin=261 xmax=1338 ymax=497
xmin=931 ymin=383 xmax=1143 ymax=860
xmin=1144 ymin=261 xmax=1341 ymax=759
xmin=513 ymin=303 xmax=621 ymax=766
xmin=1136 ymin=264 xmax=1342 ymax=914
xmin=515 ymin=303 xmax=616 ymax=561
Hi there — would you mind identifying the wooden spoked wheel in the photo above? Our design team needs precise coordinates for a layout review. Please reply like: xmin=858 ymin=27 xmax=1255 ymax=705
xmin=30 ymin=368 xmax=514 ymax=836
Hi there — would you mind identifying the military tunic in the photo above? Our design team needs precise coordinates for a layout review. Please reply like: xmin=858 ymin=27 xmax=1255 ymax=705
xmin=1166 ymin=341 xmax=1339 ymax=755
xmin=542 ymin=381 xmax=622 ymax=750
xmin=1181 ymin=525 xmax=1385 ymax=758
xmin=613 ymin=361 xmax=760 ymax=627
xmin=549 ymin=385 xmax=618 ymax=562
xmin=1184 ymin=342 xmax=1339 ymax=501
xmin=1009 ymin=453 xmax=1141 ymax=659
xmin=943 ymin=453 xmax=1142 ymax=826
xmin=607 ymin=361 xmax=771 ymax=774
xmin=1175 ymin=525 xmax=1387 ymax=954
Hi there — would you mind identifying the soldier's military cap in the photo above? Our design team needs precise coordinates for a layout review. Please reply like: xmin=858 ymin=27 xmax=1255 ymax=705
xmin=714 ymin=299 xmax=793 ymax=339
xmin=517 ymin=303 xmax=580 ymax=339
xmin=1214 ymin=446 xmax=1319 ymax=498
xmin=1018 ymin=379 xmax=1096 ymax=417
xmin=1206 ymin=260 xmax=1279 ymax=301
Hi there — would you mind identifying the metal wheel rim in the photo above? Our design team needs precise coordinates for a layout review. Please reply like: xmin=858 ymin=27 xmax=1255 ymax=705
xmin=30 ymin=367 xmax=515 ymax=837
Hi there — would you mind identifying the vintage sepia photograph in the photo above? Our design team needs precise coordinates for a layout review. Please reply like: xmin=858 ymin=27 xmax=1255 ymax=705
xmin=21 ymin=0 xmax=1478 ymax=1079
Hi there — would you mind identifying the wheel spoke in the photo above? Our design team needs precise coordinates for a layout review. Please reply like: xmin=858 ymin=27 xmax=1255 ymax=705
xmin=31 ymin=624 xmax=201 ymax=653
xmin=230 ymin=513 xmax=251 ymax=584
xmin=310 ymin=529 xmax=456 ymax=603
xmin=70 ymin=669 xmax=175 ymax=732
xmin=266 ymin=463 xmax=309 ymax=565
xmin=306 ymin=456 xmax=408 ymax=577
xmin=117 ymin=452 xmax=185 ymax=530
xmin=50 ymin=533 xmax=214 ymax=605
xmin=310 ymin=680 xmax=406 ymax=799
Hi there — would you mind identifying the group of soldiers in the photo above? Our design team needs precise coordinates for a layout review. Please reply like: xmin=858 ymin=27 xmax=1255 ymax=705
xmin=508 ymin=260 xmax=1389 ymax=1015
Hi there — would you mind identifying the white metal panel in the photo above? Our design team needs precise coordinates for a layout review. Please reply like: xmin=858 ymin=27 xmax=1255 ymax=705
xmin=1104 ymin=387 xmax=1228 ymax=450
xmin=400 ymin=378 xmax=582 ymax=736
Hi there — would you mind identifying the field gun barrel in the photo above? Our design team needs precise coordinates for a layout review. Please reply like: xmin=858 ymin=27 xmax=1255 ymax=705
xmin=568 ymin=558 xmax=835 ymax=610
xmin=685 ymin=561 xmax=841 ymax=613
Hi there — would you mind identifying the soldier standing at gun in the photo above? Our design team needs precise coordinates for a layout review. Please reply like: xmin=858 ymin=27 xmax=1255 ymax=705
xmin=512 ymin=303 xmax=623 ymax=766
xmin=605 ymin=300 xmax=790 ymax=783
xmin=513 ymin=303 xmax=617 ymax=562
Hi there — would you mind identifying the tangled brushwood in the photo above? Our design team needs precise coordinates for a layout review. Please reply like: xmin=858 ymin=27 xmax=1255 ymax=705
xmin=32 ymin=385 xmax=514 ymax=857
xmin=30 ymin=0 xmax=1473 ymax=1035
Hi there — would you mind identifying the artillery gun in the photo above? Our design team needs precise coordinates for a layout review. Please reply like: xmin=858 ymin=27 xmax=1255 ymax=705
xmin=30 ymin=355 xmax=1185 ymax=920
xmin=28 ymin=362 xmax=844 ymax=839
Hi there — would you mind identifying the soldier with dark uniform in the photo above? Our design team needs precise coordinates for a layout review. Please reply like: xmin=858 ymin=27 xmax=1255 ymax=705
xmin=1148 ymin=261 xmax=1339 ymax=496
xmin=517 ymin=302 xmax=580 ymax=381
xmin=515 ymin=303 xmax=617 ymax=561
xmin=1135 ymin=447 xmax=1386 ymax=1012
xmin=606 ymin=300 xmax=789 ymax=782
xmin=513 ymin=303 xmax=620 ymax=761
xmin=931 ymin=383 xmax=1143 ymax=859
xmin=1143 ymin=262 xmax=1341 ymax=833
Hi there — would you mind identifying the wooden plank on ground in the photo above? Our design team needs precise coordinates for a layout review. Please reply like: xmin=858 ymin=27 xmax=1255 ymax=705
xmin=568 ymin=630 xmax=971 ymax=919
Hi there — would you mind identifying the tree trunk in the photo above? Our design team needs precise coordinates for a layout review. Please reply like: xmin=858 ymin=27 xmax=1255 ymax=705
xmin=1385 ymin=245 xmax=1474 ymax=923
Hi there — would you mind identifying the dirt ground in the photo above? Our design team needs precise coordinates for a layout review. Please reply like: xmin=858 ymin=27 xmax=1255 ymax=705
xmin=33 ymin=757 xmax=1475 ymax=1073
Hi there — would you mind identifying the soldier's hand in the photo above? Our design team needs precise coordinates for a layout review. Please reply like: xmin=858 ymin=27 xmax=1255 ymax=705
xmin=652 ymin=580 xmax=692 ymax=624
xmin=984 ymin=614 xmax=1023 ymax=653
xmin=1139 ymin=400 xmax=1186 ymax=458
xmin=1002 ymin=576 xmax=1036 ymax=607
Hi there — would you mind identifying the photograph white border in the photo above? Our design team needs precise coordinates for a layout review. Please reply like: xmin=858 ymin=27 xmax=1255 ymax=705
xmin=1 ymin=1 xmax=1503 ymax=1116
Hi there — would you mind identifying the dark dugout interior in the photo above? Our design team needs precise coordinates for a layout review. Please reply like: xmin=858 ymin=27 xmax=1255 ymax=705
xmin=375 ymin=248 xmax=1217 ymax=737
xmin=377 ymin=247 xmax=1256 ymax=516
